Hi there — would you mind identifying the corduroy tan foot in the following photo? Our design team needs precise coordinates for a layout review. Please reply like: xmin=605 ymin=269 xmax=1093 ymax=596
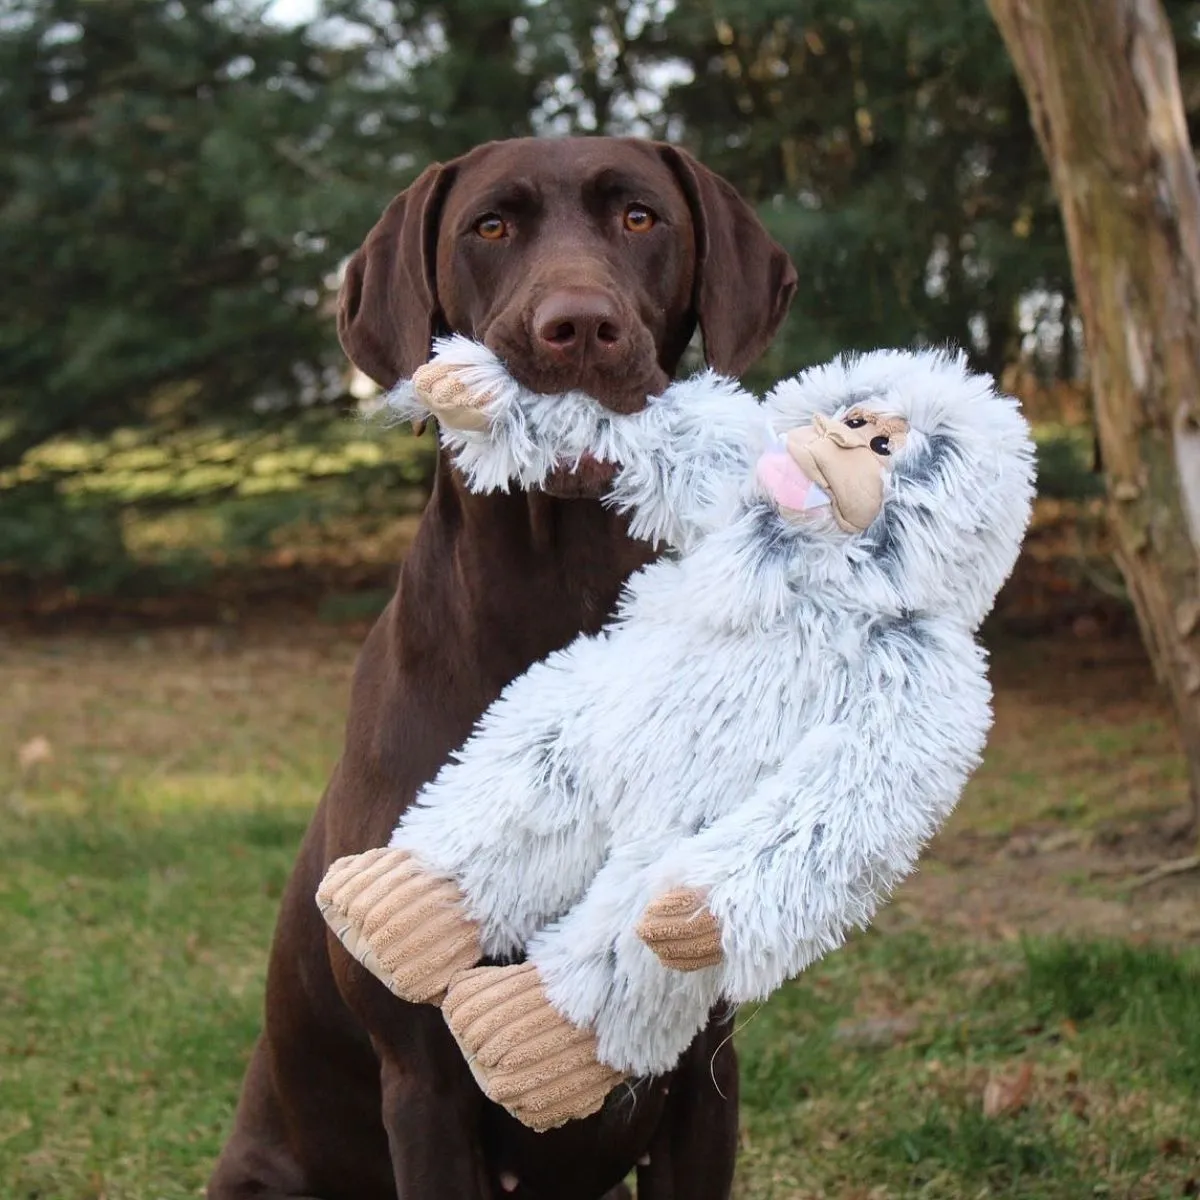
xmin=316 ymin=848 xmax=482 ymax=1005
xmin=443 ymin=963 xmax=627 ymax=1132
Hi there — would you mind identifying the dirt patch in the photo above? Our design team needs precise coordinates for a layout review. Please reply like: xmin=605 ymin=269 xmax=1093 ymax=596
xmin=887 ymin=632 xmax=1200 ymax=945
xmin=890 ymin=837 xmax=1200 ymax=947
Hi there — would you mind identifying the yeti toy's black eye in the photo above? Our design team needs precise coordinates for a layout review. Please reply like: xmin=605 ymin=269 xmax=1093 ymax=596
xmin=870 ymin=435 xmax=891 ymax=456
xmin=844 ymin=416 xmax=868 ymax=429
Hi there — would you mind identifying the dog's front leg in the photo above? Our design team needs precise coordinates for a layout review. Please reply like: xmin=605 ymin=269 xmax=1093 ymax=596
xmin=377 ymin=1035 xmax=493 ymax=1198
xmin=635 ymin=1013 xmax=739 ymax=1200
xmin=335 ymin=951 xmax=495 ymax=1199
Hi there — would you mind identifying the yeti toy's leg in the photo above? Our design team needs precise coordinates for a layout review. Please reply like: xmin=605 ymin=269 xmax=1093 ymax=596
xmin=391 ymin=645 xmax=613 ymax=956
xmin=318 ymin=646 xmax=611 ymax=1004
xmin=529 ymin=845 xmax=724 ymax=1078
xmin=442 ymin=842 xmax=723 ymax=1131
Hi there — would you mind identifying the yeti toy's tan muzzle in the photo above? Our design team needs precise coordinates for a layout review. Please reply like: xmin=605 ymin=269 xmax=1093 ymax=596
xmin=783 ymin=410 xmax=908 ymax=533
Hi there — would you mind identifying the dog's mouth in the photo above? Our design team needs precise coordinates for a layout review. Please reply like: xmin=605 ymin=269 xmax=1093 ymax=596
xmin=539 ymin=453 xmax=619 ymax=500
xmin=483 ymin=331 xmax=667 ymax=417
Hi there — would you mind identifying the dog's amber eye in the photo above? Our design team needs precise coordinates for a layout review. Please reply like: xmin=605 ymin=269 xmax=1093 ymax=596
xmin=623 ymin=205 xmax=656 ymax=233
xmin=844 ymin=416 xmax=868 ymax=429
xmin=475 ymin=215 xmax=507 ymax=240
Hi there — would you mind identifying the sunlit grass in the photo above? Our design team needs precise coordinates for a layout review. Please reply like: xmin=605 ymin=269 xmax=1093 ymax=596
xmin=2 ymin=416 xmax=1099 ymax=604
xmin=0 ymin=414 xmax=434 ymax=594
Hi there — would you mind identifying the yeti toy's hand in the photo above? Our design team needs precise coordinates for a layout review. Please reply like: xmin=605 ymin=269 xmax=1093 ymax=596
xmin=411 ymin=360 xmax=497 ymax=432
xmin=635 ymin=887 xmax=724 ymax=971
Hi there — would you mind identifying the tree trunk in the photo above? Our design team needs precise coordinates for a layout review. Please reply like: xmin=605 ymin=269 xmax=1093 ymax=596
xmin=986 ymin=0 xmax=1200 ymax=834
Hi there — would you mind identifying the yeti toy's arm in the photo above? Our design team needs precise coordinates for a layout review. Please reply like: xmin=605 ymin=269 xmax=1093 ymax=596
xmin=598 ymin=377 xmax=769 ymax=552
xmin=389 ymin=335 xmax=771 ymax=551
xmin=647 ymin=620 xmax=993 ymax=1003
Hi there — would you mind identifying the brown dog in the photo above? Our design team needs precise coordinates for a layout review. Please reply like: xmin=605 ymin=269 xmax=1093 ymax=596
xmin=207 ymin=137 xmax=796 ymax=1200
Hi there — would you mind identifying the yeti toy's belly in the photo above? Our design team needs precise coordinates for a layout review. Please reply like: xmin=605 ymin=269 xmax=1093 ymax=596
xmin=550 ymin=619 xmax=815 ymax=839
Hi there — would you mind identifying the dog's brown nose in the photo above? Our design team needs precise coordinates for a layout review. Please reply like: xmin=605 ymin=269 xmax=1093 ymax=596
xmin=533 ymin=291 xmax=624 ymax=359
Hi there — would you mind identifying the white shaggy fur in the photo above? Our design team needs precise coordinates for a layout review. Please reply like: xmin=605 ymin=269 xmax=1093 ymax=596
xmin=380 ymin=336 xmax=1036 ymax=1078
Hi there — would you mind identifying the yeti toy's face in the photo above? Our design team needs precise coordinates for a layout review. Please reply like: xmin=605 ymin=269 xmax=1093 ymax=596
xmin=758 ymin=349 xmax=1036 ymax=630
xmin=755 ymin=406 xmax=911 ymax=534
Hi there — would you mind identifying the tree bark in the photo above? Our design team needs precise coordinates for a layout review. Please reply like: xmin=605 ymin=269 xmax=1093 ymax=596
xmin=986 ymin=0 xmax=1200 ymax=833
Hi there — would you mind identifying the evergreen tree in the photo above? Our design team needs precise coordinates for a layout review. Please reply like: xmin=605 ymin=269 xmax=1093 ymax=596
xmin=8 ymin=0 xmax=1200 ymax=468
xmin=618 ymin=0 xmax=1070 ymax=384
xmin=0 ymin=0 xmax=539 ymax=464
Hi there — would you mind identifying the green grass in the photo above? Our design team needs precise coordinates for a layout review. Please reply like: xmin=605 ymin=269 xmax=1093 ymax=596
xmin=1 ymin=792 xmax=309 ymax=1198
xmin=2 ymin=630 xmax=1198 ymax=1199
xmin=733 ymin=935 xmax=1200 ymax=1198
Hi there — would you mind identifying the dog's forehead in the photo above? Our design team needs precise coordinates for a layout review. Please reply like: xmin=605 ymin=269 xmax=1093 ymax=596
xmin=446 ymin=137 xmax=688 ymax=214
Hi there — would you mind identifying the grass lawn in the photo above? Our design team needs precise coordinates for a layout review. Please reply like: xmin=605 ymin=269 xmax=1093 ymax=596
xmin=2 ymin=624 xmax=1198 ymax=1199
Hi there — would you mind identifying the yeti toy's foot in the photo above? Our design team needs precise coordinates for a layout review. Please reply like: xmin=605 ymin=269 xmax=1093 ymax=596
xmin=316 ymin=847 xmax=483 ymax=1005
xmin=442 ymin=963 xmax=628 ymax=1132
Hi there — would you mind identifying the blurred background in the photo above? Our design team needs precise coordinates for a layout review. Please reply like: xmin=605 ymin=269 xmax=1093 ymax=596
xmin=3 ymin=2 xmax=1199 ymax=1198
xmin=0 ymin=0 xmax=1148 ymax=621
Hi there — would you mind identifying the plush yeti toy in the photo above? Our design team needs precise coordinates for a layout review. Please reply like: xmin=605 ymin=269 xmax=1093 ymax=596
xmin=317 ymin=336 xmax=1035 ymax=1132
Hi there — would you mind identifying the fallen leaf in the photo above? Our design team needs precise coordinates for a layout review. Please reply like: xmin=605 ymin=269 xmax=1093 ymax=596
xmin=833 ymin=1014 xmax=920 ymax=1048
xmin=17 ymin=735 xmax=52 ymax=771
xmin=982 ymin=1062 xmax=1034 ymax=1118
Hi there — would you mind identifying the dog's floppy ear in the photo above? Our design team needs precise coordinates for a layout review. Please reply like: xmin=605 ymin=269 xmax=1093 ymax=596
xmin=657 ymin=144 xmax=798 ymax=376
xmin=337 ymin=162 xmax=458 ymax=388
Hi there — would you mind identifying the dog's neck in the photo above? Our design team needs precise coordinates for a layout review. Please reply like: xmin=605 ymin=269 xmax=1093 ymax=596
xmin=389 ymin=456 xmax=655 ymax=702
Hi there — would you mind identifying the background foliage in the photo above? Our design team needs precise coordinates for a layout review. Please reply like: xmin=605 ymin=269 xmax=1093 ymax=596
xmin=4 ymin=0 xmax=1200 ymax=592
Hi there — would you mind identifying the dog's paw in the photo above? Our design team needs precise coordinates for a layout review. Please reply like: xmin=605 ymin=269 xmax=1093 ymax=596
xmin=316 ymin=848 xmax=483 ymax=1005
xmin=412 ymin=361 xmax=496 ymax=432
xmin=443 ymin=963 xmax=627 ymax=1132
xmin=635 ymin=887 xmax=724 ymax=971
